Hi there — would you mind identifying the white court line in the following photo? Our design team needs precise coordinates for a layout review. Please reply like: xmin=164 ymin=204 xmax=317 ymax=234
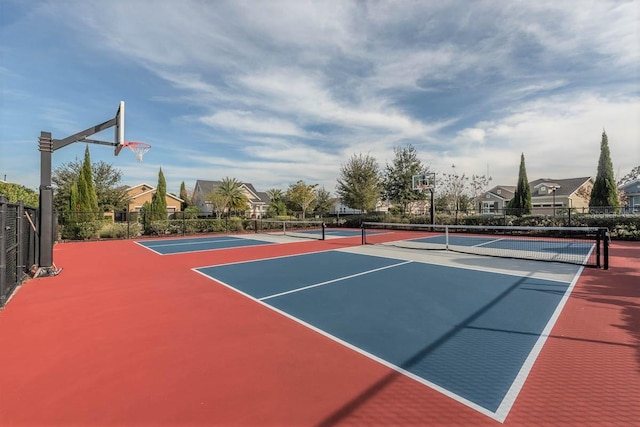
xmin=142 ymin=237 xmax=242 ymax=248
xmin=259 ymin=261 xmax=413 ymax=301
xmin=133 ymin=240 xmax=164 ymax=255
xmin=473 ymin=238 xmax=506 ymax=247
xmin=493 ymin=264 xmax=585 ymax=423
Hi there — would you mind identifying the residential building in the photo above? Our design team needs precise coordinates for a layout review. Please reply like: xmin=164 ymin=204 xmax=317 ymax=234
xmin=479 ymin=177 xmax=593 ymax=214
xmin=330 ymin=201 xmax=363 ymax=215
xmin=125 ymin=183 xmax=183 ymax=216
xmin=529 ymin=177 xmax=592 ymax=214
xmin=192 ymin=180 xmax=269 ymax=218
xmin=619 ymin=179 xmax=640 ymax=213
xmin=478 ymin=185 xmax=516 ymax=214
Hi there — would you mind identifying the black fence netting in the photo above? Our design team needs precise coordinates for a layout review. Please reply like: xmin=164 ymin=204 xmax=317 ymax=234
xmin=1 ymin=196 xmax=38 ymax=308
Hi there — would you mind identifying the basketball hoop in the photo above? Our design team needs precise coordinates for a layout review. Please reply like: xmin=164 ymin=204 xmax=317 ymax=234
xmin=123 ymin=141 xmax=151 ymax=162
xmin=416 ymin=183 xmax=430 ymax=193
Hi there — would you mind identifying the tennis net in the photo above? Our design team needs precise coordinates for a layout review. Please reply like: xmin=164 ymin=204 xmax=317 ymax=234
xmin=362 ymin=222 xmax=609 ymax=268
xmin=255 ymin=219 xmax=326 ymax=240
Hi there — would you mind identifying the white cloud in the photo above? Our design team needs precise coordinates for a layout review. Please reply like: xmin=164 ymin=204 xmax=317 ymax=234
xmin=199 ymin=110 xmax=306 ymax=137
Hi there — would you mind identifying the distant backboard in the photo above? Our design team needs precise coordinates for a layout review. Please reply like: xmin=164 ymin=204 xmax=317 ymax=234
xmin=412 ymin=173 xmax=435 ymax=192
xmin=114 ymin=101 xmax=125 ymax=156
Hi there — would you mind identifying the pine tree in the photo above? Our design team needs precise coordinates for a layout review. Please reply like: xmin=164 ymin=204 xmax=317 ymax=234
xmin=150 ymin=168 xmax=168 ymax=220
xmin=589 ymin=130 xmax=619 ymax=210
xmin=76 ymin=146 xmax=99 ymax=221
xmin=507 ymin=153 xmax=531 ymax=216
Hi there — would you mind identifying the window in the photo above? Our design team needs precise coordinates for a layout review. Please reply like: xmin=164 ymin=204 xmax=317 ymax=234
xmin=497 ymin=189 xmax=501 ymax=195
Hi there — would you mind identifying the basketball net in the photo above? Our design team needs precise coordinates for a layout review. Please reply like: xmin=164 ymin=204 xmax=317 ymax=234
xmin=125 ymin=141 xmax=151 ymax=162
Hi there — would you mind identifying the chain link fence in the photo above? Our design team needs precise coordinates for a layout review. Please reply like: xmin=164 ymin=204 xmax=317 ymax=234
xmin=1 ymin=196 xmax=38 ymax=308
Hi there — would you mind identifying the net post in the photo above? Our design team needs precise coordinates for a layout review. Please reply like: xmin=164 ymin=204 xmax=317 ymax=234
xmin=445 ymin=225 xmax=449 ymax=250
xmin=361 ymin=223 xmax=366 ymax=245
xmin=254 ymin=219 xmax=258 ymax=234
xmin=321 ymin=222 xmax=326 ymax=241
xmin=596 ymin=230 xmax=601 ymax=268
xmin=603 ymin=229 xmax=609 ymax=270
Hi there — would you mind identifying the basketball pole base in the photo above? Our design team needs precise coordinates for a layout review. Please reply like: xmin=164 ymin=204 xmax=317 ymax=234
xmin=30 ymin=264 xmax=63 ymax=278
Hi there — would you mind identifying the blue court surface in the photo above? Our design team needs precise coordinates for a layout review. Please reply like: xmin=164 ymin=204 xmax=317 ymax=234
xmin=324 ymin=228 xmax=363 ymax=237
xmin=413 ymin=234 xmax=593 ymax=255
xmin=136 ymin=235 xmax=274 ymax=255
xmin=195 ymin=249 xmax=578 ymax=420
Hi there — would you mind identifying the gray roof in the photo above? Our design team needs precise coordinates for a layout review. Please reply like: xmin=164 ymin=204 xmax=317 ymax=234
xmin=529 ymin=177 xmax=592 ymax=197
xmin=485 ymin=185 xmax=516 ymax=200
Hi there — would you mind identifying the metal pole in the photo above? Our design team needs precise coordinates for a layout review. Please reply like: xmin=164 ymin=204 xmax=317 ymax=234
xmin=430 ymin=189 xmax=435 ymax=225
xmin=37 ymin=131 xmax=56 ymax=276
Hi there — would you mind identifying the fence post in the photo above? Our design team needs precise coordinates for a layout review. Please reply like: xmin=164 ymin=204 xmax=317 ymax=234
xmin=603 ymin=229 xmax=609 ymax=270
xmin=17 ymin=202 xmax=24 ymax=277
xmin=0 ymin=196 xmax=7 ymax=305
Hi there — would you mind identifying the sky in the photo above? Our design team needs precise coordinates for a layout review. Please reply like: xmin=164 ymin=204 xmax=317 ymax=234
xmin=1 ymin=0 xmax=639 ymax=197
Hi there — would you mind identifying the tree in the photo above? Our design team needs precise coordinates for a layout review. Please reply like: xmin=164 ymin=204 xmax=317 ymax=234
xmin=207 ymin=191 xmax=228 ymax=219
xmin=218 ymin=177 xmax=248 ymax=217
xmin=439 ymin=164 xmax=470 ymax=213
xmin=52 ymin=159 xmax=129 ymax=213
xmin=76 ymin=146 xmax=99 ymax=221
xmin=179 ymin=181 xmax=191 ymax=210
xmin=469 ymin=174 xmax=492 ymax=211
xmin=266 ymin=188 xmax=285 ymax=203
xmin=287 ymin=180 xmax=318 ymax=219
xmin=149 ymin=168 xmax=168 ymax=220
xmin=314 ymin=186 xmax=335 ymax=217
xmin=336 ymin=153 xmax=381 ymax=212
xmin=68 ymin=181 xmax=80 ymax=222
xmin=266 ymin=188 xmax=287 ymax=216
xmin=589 ymin=131 xmax=619 ymax=210
xmin=0 ymin=181 xmax=39 ymax=206
xmin=506 ymin=153 xmax=532 ymax=216
xmin=382 ymin=144 xmax=429 ymax=214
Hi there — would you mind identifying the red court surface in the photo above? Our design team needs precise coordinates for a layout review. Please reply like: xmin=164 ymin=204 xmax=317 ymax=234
xmin=0 ymin=235 xmax=638 ymax=426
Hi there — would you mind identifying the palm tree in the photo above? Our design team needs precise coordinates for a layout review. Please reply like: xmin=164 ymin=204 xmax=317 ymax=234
xmin=266 ymin=188 xmax=285 ymax=203
xmin=217 ymin=177 xmax=248 ymax=217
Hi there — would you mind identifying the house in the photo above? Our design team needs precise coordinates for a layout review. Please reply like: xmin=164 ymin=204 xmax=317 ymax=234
xmin=529 ymin=177 xmax=592 ymax=214
xmin=619 ymin=179 xmax=640 ymax=213
xmin=125 ymin=183 xmax=183 ymax=216
xmin=479 ymin=177 xmax=593 ymax=215
xmin=192 ymin=180 xmax=269 ymax=218
xmin=478 ymin=185 xmax=516 ymax=214
xmin=330 ymin=200 xmax=363 ymax=216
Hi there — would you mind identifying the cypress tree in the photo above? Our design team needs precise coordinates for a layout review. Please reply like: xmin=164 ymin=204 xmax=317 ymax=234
xmin=76 ymin=146 xmax=99 ymax=221
xmin=179 ymin=181 xmax=190 ymax=210
xmin=589 ymin=130 xmax=619 ymax=210
xmin=507 ymin=153 xmax=532 ymax=216
xmin=150 ymin=168 xmax=168 ymax=220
